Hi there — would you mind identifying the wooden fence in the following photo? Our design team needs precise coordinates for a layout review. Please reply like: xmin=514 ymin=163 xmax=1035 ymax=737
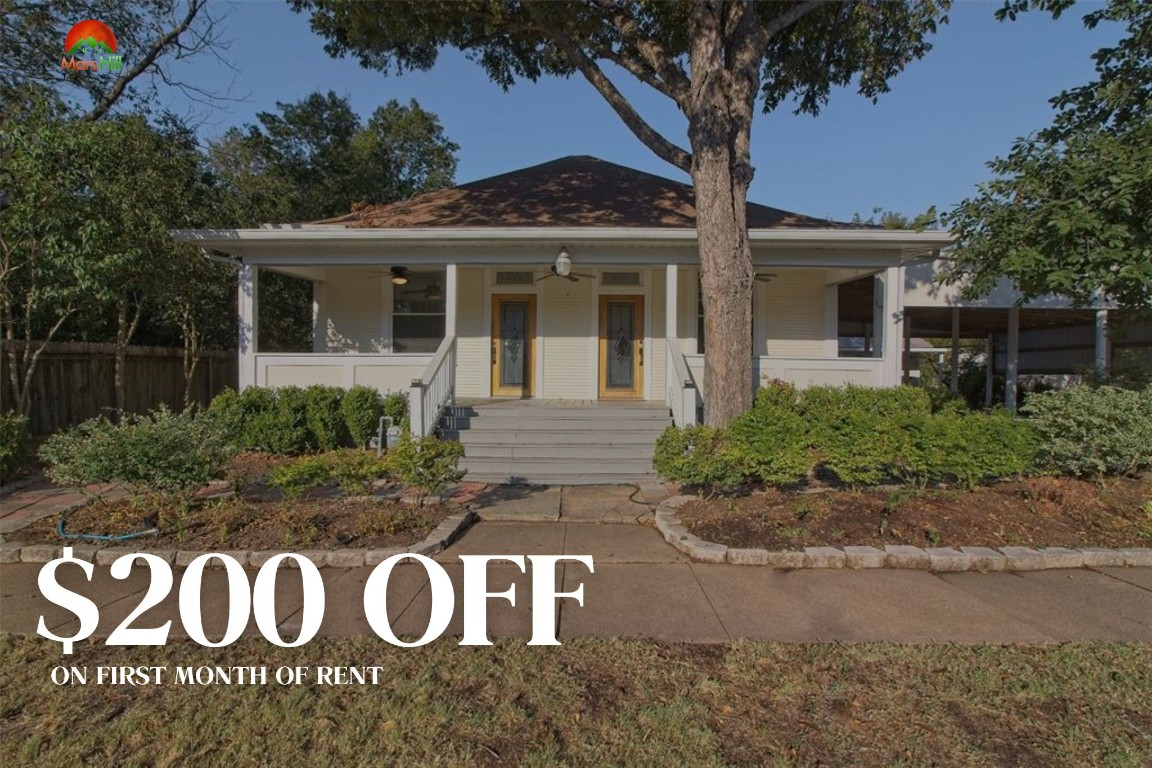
xmin=1 ymin=341 xmax=237 ymax=435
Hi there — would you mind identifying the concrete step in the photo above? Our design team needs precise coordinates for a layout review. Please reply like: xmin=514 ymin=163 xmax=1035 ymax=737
xmin=443 ymin=417 xmax=671 ymax=432
xmin=441 ymin=429 xmax=668 ymax=445
xmin=464 ymin=474 xmax=659 ymax=486
xmin=460 ymin=444 xmax=657 ymax=460
xmin=460 ymin=457 xmax=655 ymax=476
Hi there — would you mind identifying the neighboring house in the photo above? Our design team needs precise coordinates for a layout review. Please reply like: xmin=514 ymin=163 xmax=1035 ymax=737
xmin=173 ymin=156 xmax=1133 ymax=482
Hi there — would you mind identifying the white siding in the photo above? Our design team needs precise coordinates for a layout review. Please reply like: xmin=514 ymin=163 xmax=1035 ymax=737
xmin=762 ymin=270 xmax=826 ymax=357
xmin=455 ymin=267 xmax=487 ymax=397
xmin=649 ymin=268 xmax=666 ymax=398
xmin=541 ymin=274 xmax=592 ymax=398
xmin=321 ymin=268 xmax=385 ymax=352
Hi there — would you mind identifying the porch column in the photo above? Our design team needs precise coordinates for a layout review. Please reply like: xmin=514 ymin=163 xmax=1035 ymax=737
xmin=312 ymin=280 xmax=327 ymax=353
xmin=949 ymin=307 xmax=961 ymax=394
xmin=1005 ymin=306 xmax=1020 ymax=412
xmin=1094 ymin=307 xmax=1109 ymax=380
xmin=665 ymin=264 xmax=678 ymax=344
xmin=903 ymin=311 xmax=913 ymax=385
xmin=823 ymin=284 xmax=838 ymax=358
xmin=880 ymin=266 xmax=904 ymax=386
xmin=238 ymin=264 xmax=258 ymax=390
xmin=445 ymin=264 xmax=458 ymax=337
xmin=985 ymin=333 xmax=995 ymax=408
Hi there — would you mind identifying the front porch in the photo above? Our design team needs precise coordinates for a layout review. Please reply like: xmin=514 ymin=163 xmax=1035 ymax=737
xmin=236 ymin=258 xmax=910 ymax=435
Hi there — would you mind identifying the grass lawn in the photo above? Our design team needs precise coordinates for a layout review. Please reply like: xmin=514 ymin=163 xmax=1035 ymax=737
xmin=1 ymin=635 xmax=1149 ymax=766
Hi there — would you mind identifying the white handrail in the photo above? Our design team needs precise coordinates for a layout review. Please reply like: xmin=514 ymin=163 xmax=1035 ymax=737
xmin=409 ymin=335 xmax=456 ymax=437
xmin=665 ymin=338 xmax=697 ymax=427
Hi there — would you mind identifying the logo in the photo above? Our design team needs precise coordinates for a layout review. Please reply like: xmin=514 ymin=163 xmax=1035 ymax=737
xmin=61 ymin=20 xmax=122 ymax=73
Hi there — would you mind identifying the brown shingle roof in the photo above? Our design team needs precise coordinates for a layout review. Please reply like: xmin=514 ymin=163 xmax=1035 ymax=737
xmin=314 ymin=155 xmax=849 ymax=229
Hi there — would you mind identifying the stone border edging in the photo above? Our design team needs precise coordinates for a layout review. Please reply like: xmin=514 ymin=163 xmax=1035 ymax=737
xmin=655 ymin=495 xmax=1152 ymax=571
xmin=0 ymin=511 xmax=477 ymax=568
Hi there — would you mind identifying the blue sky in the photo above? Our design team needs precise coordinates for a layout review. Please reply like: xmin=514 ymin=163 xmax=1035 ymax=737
xmin=160 ymin=0 xmax=1119 ymax=222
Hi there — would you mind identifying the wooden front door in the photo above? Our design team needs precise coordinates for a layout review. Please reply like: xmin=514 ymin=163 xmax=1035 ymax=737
xmin=491 ymin=295 xmax=536 ymax=397
xmin=598 ymin=295 xmax=644 ymax=399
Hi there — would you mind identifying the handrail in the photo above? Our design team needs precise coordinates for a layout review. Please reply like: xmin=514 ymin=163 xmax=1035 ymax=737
xmin=665 ymin=338 xmax=697 ymax=427
xmin=409 ymin=335 xmax=456 ymax=437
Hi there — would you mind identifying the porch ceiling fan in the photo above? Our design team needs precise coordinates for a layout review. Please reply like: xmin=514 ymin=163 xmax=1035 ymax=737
xmin=755 ymin=272 xmax=778 ymax=283
xmin=536 ymin=248 xmax=594 ymax=283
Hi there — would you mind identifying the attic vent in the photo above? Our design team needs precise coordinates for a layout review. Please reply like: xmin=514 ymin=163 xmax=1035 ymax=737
xmin=601 ymin=271 xmax=641 ymax=286
xmin=495 ymin=271 xmax=534 ymax=285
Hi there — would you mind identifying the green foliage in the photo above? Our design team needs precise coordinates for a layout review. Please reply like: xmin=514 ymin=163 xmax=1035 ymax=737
xmin=386 ymin=434 xmax=465 ymax=499
xmin=653 ymin=425 xmax=745 ymax=495
xmin=342 ymin=386 xmax=382 ymax=448
xmin=267 ymin=456 xmax=332 ymax=500
xmin=727 ymin=383 xmax=813 ymax=486
xmin=39 ymin=406 xmax=234 ymax=497
xmin=1023 ymin=385 xmax=1152 ymax=477
xmin=0 ymin=413 xmax=30 ymax=480
xmin=304 ymin=385 xmax=349 ymax=451
xmin=902 ymin=410 xmax=1038 ymax=490
xmin=382 ymin=391 xmax=410 ymax=430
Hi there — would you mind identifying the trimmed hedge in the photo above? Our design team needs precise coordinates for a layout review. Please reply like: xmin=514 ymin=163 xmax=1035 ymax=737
xmin=0 ymin=412 xmax=30 ymax=480
xmin=208 ymin=385 xmax=409 ymax=455
xmin=1023 ymin=384 xmax=1152 ymax=477
xmin=655 ymin=382 xmax=1039 ymax=491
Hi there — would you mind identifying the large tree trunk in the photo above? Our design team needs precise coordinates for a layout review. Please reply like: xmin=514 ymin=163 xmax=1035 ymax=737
xmin=688 ymin=1 xmax=761 ymax=426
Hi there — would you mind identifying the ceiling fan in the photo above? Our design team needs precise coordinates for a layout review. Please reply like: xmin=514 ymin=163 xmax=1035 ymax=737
xmin=536 ymin=248 xmax=594 ymax=283
xmin=755 ymin=272 xmax=778 ymax=283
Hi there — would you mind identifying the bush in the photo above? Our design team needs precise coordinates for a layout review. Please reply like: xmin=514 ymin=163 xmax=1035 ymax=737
xmin=652 ymin=425 xmax=745 ymax=494
xmin=39 ymin=406 xmax=233 ymax=497
xmin=267 ymin=449 xmax=393 ymax=498
xmin=342 ymin=386 xmax=382 ymax=448
xmin=267 ymin=455 xmax=332 ymax=499
xmin=902 ymin=410 xmax=1038 ymax=489
xmin=1023 ymin=384 xmax=1152 ymax=477
xmin=304 ymin=385 xmax=348 ymax=451
xmin=387 ymin=434 xmax=465 ymax=499
xmin=727 ymin=383 xmax=812 ymax=485
xmin=0 ymin=412 xmax=30 ymax=480
xmin=382 ymin=391 xmax=410 ymax=430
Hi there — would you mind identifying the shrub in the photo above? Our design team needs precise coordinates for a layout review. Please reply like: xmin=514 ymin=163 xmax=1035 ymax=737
xmin=728 ymin=383 xmax=812 ymax=485
xmin=271 ymin=386 xmax=314 ymax=454
xmin=387 ymin=434 xmax=465 ymax=499
xmin=382 ymin=391 xmax=410 ymax=430
xmin=304 ymin=385 xmax=348 ymax=451
xmin=39 ymin=406 xmax=233 ymax=497
xmin=0 ymin=412 xmax=30 ymax=480
xmin=267 ymin=455 xmax=331 ymax=499
xmin=341 ymin=386 xmax=382 ymax=448
xmin=652 ymin=425 xmax=745 ymax=494
xmin=324 ymin=449 xmax=391 ymax=494
xmin=1023 ymin=384 xmax=1152 ymax=477
xmin=901 ymin=410 xmax=1037 ymax=489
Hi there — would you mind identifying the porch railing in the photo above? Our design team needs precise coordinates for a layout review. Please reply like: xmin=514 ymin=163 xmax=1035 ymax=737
xmin=409 ymin=335 xmax=457 ymax=437
xmin=665 ymin=339 xmax=698 ymax=427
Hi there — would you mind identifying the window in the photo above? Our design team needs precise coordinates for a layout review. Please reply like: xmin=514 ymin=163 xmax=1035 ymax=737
xmin=392 ymin=269 xmax=445 ymax=353
xmin=602 ymin=271 xmax=641 ymax=286
xmin=495 ymin=271 xmax=534 ymax=285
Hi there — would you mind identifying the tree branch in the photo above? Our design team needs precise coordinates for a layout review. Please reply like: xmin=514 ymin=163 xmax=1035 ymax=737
xmin=525 ymin=5 xmax=692 ymax=173
xmin=593 ymin=0 xmax=692 ymax=104
xmin=82 ymin=0 xmax=208 ymax=122
xmin=761 ymin=0 xmax=827 ymax=45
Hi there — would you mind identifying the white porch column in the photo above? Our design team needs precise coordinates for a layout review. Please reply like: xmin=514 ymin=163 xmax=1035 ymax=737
xmin=823 ymin=284 xmax=839 ymax=358
xmin=1094 ymin=307 xmax=1109 ymax=379
xmin=880 ymin=266 xmax=904 ymax=386
xmin=665 ymin=264 xmax=678 ymax=344
xmin=238 ymin=264 xmax=258 ymax=390
xmin=903 ymin=311 xmax=913 ymax=385
xmin=311 ymin=280 xmax=327 ymax=353
xmin=985 ymin=333 xmax=995 ymax=408
xmin=445 ymin=264 xmax=458 ymax=338
xmin=1005 ymin=306 xmax=1020 ymax=412
xmin=949 ymin=307 xmax=961 ymax=394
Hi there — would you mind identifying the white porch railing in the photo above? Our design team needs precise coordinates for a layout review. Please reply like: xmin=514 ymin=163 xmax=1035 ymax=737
xmin=254 ymin=353 xmax=432 ymax=391
xmin=409 ymin=335 xmax=457 ymax=437
xmin=683 ymin=354 xmax=887 ymax=396
xmin=665 ymin=339 xmax=698 ymax=427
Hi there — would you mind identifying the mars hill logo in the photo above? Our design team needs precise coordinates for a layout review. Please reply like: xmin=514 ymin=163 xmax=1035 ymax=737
xmin=61 ymin=20 xmax=123 ymax=73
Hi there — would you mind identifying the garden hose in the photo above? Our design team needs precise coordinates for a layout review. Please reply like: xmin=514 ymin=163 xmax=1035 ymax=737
xmin=56 ymin=505 xmax=159 ymax=542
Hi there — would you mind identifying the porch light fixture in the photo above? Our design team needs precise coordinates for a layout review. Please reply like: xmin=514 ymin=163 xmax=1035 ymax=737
xmin=555 ymin=248 xmax=572 ymax=277
xmin=390 ymin=266 xmax=409 ymax=285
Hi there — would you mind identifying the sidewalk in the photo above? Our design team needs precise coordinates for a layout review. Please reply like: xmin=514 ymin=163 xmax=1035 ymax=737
xmin=3 ymin=521 xmax=1151 ymax=644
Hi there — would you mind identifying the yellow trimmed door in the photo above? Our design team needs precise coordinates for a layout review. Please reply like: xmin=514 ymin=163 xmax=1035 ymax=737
xmin=598 ymin=295 xmax=644 ymax=399
xmin=491 ymin=294 xmax=536 ymax=397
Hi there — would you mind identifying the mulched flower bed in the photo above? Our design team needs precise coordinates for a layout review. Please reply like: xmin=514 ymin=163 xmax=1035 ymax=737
xmin=676 ymin=475 xmax=1152 ymax=551
xmin=9 ymin=451 xmax=457 ymax=551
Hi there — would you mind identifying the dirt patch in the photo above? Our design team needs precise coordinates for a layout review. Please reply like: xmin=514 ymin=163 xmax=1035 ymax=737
xmin=676 ymin=475 xmax=1152 ymax=550
xmin=9 ymin=491 xmax=455 ymax=550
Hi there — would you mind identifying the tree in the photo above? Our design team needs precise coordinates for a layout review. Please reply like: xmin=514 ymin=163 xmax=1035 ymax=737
xmin=290 ymin=0 xmax=948 ymax=425
xmin=1 ymin=0 xmax=230 ymax=122
xmin=943 ymin=0 xmax=1152 ymax=312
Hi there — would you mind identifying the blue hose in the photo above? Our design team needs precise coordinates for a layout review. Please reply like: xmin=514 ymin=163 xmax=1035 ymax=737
xmin=57 ymin=506 xmax=159 ymax=542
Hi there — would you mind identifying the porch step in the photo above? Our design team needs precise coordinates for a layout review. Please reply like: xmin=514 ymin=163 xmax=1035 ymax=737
xmin=442 ymin=403 xmax=672 ymax=486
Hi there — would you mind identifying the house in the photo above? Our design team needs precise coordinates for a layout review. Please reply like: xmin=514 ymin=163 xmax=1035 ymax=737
xmin=174 ymin=155 xmax=1125 ymax=483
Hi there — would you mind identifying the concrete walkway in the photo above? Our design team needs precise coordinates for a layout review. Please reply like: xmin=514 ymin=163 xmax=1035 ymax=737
xmin=3 ymin=521 xmax=1151 ymax=644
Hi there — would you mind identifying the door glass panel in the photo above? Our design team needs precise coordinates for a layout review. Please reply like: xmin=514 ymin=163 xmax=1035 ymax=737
xmin=500 ymin=302 xmax=528 ymax=387
xmin=607 ymin=302 xmax=634 ymax=388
